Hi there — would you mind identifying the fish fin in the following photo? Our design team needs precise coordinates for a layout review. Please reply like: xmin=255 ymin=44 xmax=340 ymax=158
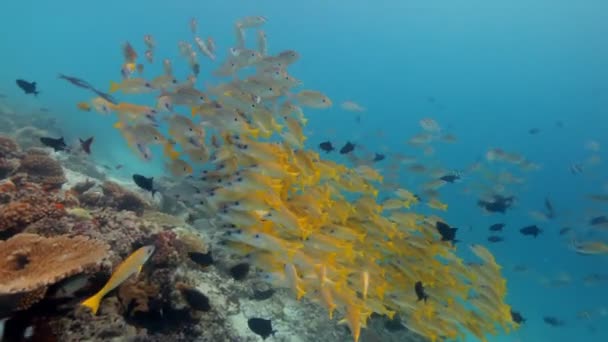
xmin=163 ymin=143 xmax=180 ymax=160
xmin=109 ymin=81 xmax=120 ymax=93
xmin=113 ymin=121 xmax=125 ymax=130
xmin=137 ymin=265 xmax=143 ymax=276
xmin=81 ymin=293 xmax=102 ymax=315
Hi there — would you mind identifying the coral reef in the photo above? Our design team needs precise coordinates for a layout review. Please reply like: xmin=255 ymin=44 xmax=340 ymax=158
xmin=100 ymin=181 xmax=148 ymax=216
xmin=16 ymin=149 xmax=66 ymax=190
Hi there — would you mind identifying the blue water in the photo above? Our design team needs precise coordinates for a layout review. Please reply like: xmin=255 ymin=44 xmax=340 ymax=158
xmin=2 ymin=0 xmax=608 ymax=341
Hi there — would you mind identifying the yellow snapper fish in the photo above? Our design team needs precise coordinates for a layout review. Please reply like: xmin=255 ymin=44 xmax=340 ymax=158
xmin=81 ymin=245 xmax=155 ymax=314
xmin=109 ymin=78 xmax=154 ymax=94
xmin=166 ymin=158 xmax=193 ymax=177
xmin=294 ymin=90 xmax=332 ymax=109
xmin=341 ymin=101 xmax=366 ymax=112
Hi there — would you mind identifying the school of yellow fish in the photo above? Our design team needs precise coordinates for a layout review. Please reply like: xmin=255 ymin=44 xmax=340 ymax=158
xmin=85 ymin=16 xmax=516 ymax=342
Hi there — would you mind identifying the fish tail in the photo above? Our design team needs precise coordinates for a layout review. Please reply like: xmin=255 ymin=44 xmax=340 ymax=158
xmin=81 ymin=293 xmax=102 ymax=314
xmin=249 ymin=128 xmax=260 ymax=139
xmin=163 ymin=142 xmax=180 ymax=160
xmin=191 ymin=107 xmax=197 ymax=117
xmin=109 ymin=81 xmax=120 ymax=93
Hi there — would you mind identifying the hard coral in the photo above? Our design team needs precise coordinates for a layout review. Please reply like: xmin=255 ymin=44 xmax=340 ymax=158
xmin=16 ymin=150 xmax=66 ymax=190
xmin=101 ymin=181 xmax=147 ymax=215
xmin=118 ymin=279 xmax=160 ymax=316
xmin=151 ymin=230 xmax=181 ymax=268
xmin=0 ymin=233 xmax=109 ymax=313
xmin=0 ymin=135 xmax=20 ymax=159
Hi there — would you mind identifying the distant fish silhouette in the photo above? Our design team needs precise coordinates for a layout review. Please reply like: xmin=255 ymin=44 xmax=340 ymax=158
xmin=58 ymin=73 xmax=93 ymax=89
xmin=16 ymin=79 xmax=39 ymax=96
xmin=373 ymin=153 xmax=385 ymax=162
xmin=489 ymin=223 xmax=505 ymax=232
xmin=435 ymin=221 xmax=458 ymax=244
xmin=519 ymin=225 xmax=542 ymax=237
xmin=40 ymin=136 xmax=68 ymax=152
xmin=414 ymin=281 xmax=428 ymax=303
xmin=79 ymin=137 xmax=94 ymax=155
xmin=339 ymin=141 xmax=355 ymax=154
xmin=319 ymin=141 xmax=334 ymax=153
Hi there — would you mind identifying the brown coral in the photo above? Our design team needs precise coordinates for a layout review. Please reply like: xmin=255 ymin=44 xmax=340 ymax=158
xmin=101 ymin=181 xmax=147 ymax=215
xmin=0 ymin=135 xmax=20 ymax=159
xmin=16 ymin=150 xmax=66 ymax=190
xmin=118 ymin=279 xmax=160 ymax=316
xmin=0 ymin=233 xmax=110 ymax=295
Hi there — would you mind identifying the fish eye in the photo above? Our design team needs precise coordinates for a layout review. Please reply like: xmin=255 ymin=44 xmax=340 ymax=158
xmin=237 ymin=177 xmax=243 ymax=182
xmin=183 ymin=167 xmax=188 ymax=171
xmin=172 ymin=79 xmax=177 ymax=83
xmin=254 ymin=234 xmax=260 ymax=238
xmin=234 ymin=201 xmax=240 ymax=206
xmin=233 ymin=117 xmax=238 ymax=122
xmin=217 ymin=178 xmax=222 ymax=183
xmin=268 ymin=87 xmax=273 ymax=91
xmin=154 ymin=136 xmax=159 ymax=140
xmin=322 ymin=99 xmax=327 ymax=102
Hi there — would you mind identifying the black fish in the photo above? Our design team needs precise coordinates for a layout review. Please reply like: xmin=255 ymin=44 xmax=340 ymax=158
xmin=247 ymin=318 xmax=276 ymax=340
xmin=489 ymin=223 xmax=505 ymax=232
xmin=251 ymin=289 xmax=275 ymax=301
xmin=373 ymin=153 xmax=385 ymax=162
xmin=477 ymin=195 xmax=515 ymax=214
xmin=319 ymin=141 xmax=334 ymax=153
xmin=544 ymin=197 xmax=555 ymax=219
xmin=590 ymin=216 xmax=608 ymax=226
xmin=58 ymin=73 xmax=93 ymax=89
xmin=520 ymin=225 xmax=542 ymax=237
xmin=543 ymin=316 xmax=565 ymax=327
xmin=435 ymin=221 xmax=458 ymax=244
xmin=510 ymin=310 xmax=526 ymax=325
xmin=40 ymin=136 xmax=68 ymax=152
xmin=132 ymin=174 xmax=157 ymax=197
xmin=79 ymin=137 xmax=94 ymax=155
xmin=528 ymin=128 xmax=541 ymax=135
xmin=439 ymin=174 xmax=460 ymax=183
xmin=487 ymin=235 xmax=504 ymax=243
xmin=178 ymin=286 xmax=211 ymax=311
xmin=339 ymin=141 xmax=355 ymax=154
xmin=414 ymin=281 xmax=428 ymax=303
xmin=188 ymin=251 xmax=213 ymax=267
xmin=230 ymin=262 xmax=250 ymax=281
xmin=16 ymin=79 xmax=39 ymax=96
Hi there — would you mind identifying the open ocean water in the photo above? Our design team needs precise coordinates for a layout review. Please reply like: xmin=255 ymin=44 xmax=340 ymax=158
xmin=1 ymin=1 xmax=607 ymax=341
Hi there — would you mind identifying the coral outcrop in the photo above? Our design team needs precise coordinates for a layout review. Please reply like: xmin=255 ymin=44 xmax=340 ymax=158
xmin=16 ymin=149 xmax=66 ymax=190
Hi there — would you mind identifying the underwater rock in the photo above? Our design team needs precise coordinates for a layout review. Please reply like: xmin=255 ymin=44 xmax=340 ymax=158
xmin=176 ymin=282 xmax=211 ymax=312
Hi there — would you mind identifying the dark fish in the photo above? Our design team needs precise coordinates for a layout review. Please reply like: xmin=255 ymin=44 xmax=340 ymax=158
xmin=589 ymin=216 xmax=608 ymax=226
xmin=115 ymin=164 xmax=124 ymax=170
xmin=57 ymin=73 xmax=93 ymax=89
xmin=544 ymin=197 xmax=555 ymax=219
xmin=384 ymin=314 xmax=405 ymax=331
xmin=477 ymin=195 xmax=515 ymax=214
xmin=570 ymin=163 xmax=583 ymax=175
xmin=230 ymin=262 xmax=250 ymax=281
xmin=510 ymin=310 xmax=526 ymax=325
xmin=559 ymin=227 xmax=572 ymax=235
xmin=435 ymin=221 xmax=458 ymax=244
xmin=489 ymin=223 xmax=505 ymax=232
xmin=247 ymin=318 xmax=276 ymax=340
xmin=439 ymin=174 xmax=460 ymax=183
xmin=373 ymin=153 xmax=385 ymax=162
xmin=16 ymin=79 xmax=39 ymax=96
xmin=178 ymin=286 xmax=211 ymax=311
xmin=487 ymin=235 xmax=504 ymax=243
xmin=318 ymin=141 xmax=334 ymax=153
xmin=188 ymin=251 xmax=213 ymax=267
xmin=132 ymin=174 xmax=157 ymax=197
xmin=79 ymin=137 xmax=94 ymax=155
xmin=339 ymin=141 xmax=355 ymax=154
xmin=414 ymin=281 xmax=428 ymax=302
xmin=40 ymin=136 xmax=68 ymax=152
xmin=251 ymin=289 xmax=275 ymax=301
xmin=91 ymin=88 xmax=118 ymax=105
xmin=543 ymin=316 xmax=565 ymax=327
xmin=528 ymin=128 xmax=541 ymax=135
xmin=520 ymin=225 xmax=542 ymax=237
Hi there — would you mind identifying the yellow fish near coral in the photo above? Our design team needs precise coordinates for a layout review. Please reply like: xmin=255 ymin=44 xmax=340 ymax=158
xmin=81 ymin=245 xmax=155 ymax=315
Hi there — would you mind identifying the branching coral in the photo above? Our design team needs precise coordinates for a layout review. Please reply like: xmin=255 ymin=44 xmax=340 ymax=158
xmin=16 ymin=149 xmax=66 ymax=190
xmin=0 ymin=135 xmax=20 ymax=159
